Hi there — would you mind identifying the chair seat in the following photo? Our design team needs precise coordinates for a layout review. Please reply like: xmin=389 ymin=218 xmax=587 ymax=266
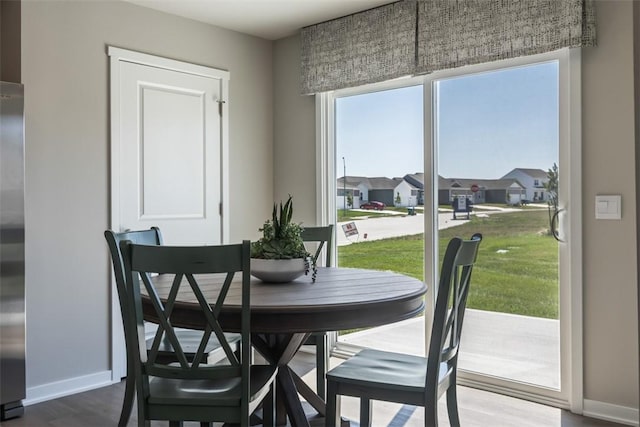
xmin=147 ymin=329 xmax=241 ymax=357
xmin=148 ymin=364 xmax=277 ymax=406
xmin=327 ymin=348 xmax=446 ymax=393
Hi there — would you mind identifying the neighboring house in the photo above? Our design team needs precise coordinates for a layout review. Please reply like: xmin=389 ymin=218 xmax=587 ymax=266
xmin=342 ymin=173 xmax=526 ymax=207
xmin=337 ymin=176 xmax=419 ymax=207
xmin=403 ymin=172 xmax=425 ymax=205
xmin=336 ymin=183 xmax=360 ymax=209
xmin=335 ymin=165 xmax=554 ymax=214
xmin=336 ymin=177 xmax=368 ymax=209
xmin=336 ymin=176 xmax=367 ymax=208
xmin=501 ymin=168 xmax=550 ymax=202
xmin=393 ymin=178 xmax=420 ymax=207
xmin=367 ymin=177 xmax=402 ymax=207
xmin=438 ymin=176 xmax=526 ymax=206
xmin=485 ymin=179 xmax=528 ymax=205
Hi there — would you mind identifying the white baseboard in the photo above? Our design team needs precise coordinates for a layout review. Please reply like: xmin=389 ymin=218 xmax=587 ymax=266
xmin=583 ymin=399 xmax=639 ymax=426
xmin=24 ymin=370 xmax=115 ymax=406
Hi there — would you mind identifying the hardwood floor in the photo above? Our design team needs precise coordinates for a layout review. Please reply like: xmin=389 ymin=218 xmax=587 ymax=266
xmin=2 ymin=353 xmax=627 ymax=427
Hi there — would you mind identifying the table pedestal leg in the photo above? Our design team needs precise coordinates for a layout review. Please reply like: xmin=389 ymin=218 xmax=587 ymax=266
xmin=252 ymin=333 xmax=324 ymax=427
xmin=291 ymin=370 xmax=325 ymax=416
xmin=278 ymin=366 xmax=310 ymax=426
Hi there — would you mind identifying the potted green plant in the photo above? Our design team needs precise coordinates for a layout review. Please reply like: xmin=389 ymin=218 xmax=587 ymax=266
xmin=251 ymin=196 xmax=317 ymax=283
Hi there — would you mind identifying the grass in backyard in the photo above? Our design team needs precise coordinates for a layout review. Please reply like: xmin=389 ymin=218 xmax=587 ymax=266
xmin=337 ymin=210 xmax=559 ymax=319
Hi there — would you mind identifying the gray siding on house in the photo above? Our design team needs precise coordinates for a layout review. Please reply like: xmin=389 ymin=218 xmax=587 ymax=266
xmin=438 ymin=189 xmax=450 ymax=205
xmin=485 ymin=189 xmax=508 ymax=203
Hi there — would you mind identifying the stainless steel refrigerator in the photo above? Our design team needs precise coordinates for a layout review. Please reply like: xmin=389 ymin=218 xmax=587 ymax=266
xmin=0 ymin=81 xmax=25 ymax=420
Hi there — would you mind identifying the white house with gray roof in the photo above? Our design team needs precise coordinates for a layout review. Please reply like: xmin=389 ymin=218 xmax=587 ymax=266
xmin=501 ymin=168 xmax=550 ymax=202
xmin=336 ymin=176 xmax=369 ymax=209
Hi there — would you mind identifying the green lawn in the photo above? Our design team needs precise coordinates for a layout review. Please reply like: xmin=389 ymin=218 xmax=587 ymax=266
xmin=337 ymin=210 xmax=559 ymax=319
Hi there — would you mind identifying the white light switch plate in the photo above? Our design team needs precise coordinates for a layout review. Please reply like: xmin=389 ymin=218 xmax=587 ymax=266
xmin=595 ymin=195 xmax=621 ymax=220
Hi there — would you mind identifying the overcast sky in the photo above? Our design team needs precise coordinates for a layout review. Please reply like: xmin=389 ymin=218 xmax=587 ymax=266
xmin=335 ymin=61 xmax=559 ymax=180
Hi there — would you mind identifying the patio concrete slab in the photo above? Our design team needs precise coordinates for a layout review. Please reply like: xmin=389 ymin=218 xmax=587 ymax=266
xmin=340 ymin=309 xmax=560 ymax=389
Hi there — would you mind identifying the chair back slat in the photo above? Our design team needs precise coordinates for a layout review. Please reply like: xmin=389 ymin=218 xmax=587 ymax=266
xmin=426 ymin=233 xmax=482 ymax=391
xmin=185 ymin=272 xmax=240 ymax=366
xmin=147 ymin=274 xmax=185 ymax=361
xmin=127 ymin=244 xmax=245 ymax=274
xmin=301 ymin=225 xmax=334 ymax=267
xmin=138 ymin=270 xmax=191 ymax=367
xmin=120 ymin=240 xmax=251 ymax=383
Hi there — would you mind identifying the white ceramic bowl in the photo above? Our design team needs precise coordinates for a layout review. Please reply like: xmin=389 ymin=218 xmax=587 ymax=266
xmin=250 ymin=258 xmax=307 ymax=283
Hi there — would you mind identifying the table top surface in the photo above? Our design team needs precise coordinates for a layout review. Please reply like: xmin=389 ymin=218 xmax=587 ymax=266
xmin=144 ymin=267 xmax=427 ymax=334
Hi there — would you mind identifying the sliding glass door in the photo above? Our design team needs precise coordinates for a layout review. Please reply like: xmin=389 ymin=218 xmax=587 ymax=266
xmin=318 ymin=49 xmax=582 ymax=410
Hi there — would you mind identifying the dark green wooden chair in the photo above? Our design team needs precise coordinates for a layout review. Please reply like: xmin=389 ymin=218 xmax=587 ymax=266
xmin=301 ymin=224 xmax=334 ymax=400
xmin=104 ymin=228 xmax=241 ymax=427
xmin=325 ymin=233 xmax=482 ymax=427
xmin=120 ymin=240 xmax=277 ymax=427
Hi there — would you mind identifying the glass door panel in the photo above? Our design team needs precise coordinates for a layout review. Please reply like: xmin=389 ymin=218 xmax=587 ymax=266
xmin=434 ymin=61 xmax=561 ymax=389
xmin=333 ymin=85 xmax=426 ymax=355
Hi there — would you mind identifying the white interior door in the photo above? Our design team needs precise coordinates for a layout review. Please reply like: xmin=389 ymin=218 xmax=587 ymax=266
xmin=117 ymin=60 xmax=224 ymax=245
xmin=108 ymin=47 xmax=230 ymax=381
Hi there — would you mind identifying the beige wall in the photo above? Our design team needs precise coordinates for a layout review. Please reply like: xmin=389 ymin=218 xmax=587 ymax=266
xmin=273 ymin=0 xmax=639 ymax=411
xmin=581 ymin=0 xmax=638 ymax=407
xmin=21 ymin=1 xmax=273 ymax=389
xmin=273 ymin=35 xmax=316 ymax=224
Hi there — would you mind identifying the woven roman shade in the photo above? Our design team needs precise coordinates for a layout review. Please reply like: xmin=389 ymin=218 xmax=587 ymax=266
xmin=300 ymin=1 xmax=416 ymax=95
xmin=300 ymin=0 xmax=596 ymax=94
xmin=416 ymin=0 xmax=596 ymax=74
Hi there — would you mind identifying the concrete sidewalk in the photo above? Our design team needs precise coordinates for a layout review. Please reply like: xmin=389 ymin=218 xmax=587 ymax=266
xmin=336 ymin=212 xmax=469 ymax=246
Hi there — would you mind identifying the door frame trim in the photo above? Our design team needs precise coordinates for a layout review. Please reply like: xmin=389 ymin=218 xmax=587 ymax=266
xmin=107 ymin=46 xmax=230 ymax=382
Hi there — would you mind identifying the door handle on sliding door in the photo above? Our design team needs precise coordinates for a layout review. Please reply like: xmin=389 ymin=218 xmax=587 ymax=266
xmin=551 ymin=208 xmax=564 ymax=242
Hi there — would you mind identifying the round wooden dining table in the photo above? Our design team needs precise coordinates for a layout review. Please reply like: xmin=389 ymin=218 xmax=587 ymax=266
xmin=143 ymin=267 xmax=427 ymax=427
